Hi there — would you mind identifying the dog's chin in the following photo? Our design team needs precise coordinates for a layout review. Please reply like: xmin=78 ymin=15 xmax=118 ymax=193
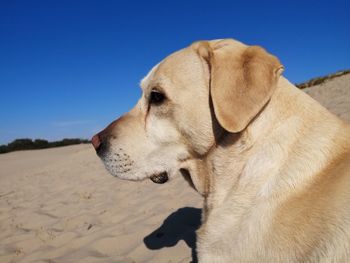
xmin=150 ymin=172 xmax=169 ymax=184
xmin=102 ymin=160 xmax=170 ymax=183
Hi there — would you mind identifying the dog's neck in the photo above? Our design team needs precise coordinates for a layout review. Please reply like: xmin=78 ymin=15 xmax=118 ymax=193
xmin=197 ymin=77 xmax=348 ymax=208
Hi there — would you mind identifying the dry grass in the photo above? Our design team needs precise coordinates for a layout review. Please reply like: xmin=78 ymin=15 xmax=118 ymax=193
xmin=296 ymin=70 xmax=350 ymax=89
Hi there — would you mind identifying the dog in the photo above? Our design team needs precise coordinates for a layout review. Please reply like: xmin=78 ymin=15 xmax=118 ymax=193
xmin=92 ymin=39 xmax=350 ymax=262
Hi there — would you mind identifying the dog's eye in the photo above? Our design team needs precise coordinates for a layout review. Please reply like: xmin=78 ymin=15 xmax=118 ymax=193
xmin=149 ymin=90 xmax=166 ymax=105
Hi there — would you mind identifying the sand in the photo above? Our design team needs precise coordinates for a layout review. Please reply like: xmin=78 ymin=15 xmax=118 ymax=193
xmin=0 ymin=145 xmax=202 ymax=263
xmin=0 ymin=73 xmax=349 ymax=263
xmin=304 ymin=73 xmax=350 ymax=122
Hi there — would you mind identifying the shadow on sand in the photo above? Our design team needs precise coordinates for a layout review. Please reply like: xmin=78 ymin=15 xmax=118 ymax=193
xmin=143 ymin=207 xmax=202 ymax=263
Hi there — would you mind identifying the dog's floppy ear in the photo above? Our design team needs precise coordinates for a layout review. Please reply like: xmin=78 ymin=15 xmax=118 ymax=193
xmin=192 ymin=39 xmax=284 ymax=133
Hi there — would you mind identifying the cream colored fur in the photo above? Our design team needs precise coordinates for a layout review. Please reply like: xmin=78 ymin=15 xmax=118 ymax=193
xmin=97 ymin=39 xmax=350 ymax=262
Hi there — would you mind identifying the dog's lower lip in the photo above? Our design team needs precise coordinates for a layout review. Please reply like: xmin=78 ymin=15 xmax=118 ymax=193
xmin=150 ymin=172 xmax=168 ymax=184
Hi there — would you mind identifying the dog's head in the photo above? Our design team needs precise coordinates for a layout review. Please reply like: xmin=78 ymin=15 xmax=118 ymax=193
xmin=92 ymin=39 xmax=283 ymax=184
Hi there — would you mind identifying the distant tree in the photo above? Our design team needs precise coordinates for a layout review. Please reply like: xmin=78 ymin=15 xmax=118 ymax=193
xmin=33 ymin=139 xmax=49 ymax=149
xmin=7 ymin=139 xmax=34 ymax=151
xmin=0 ymin=138 xmax=90 ymax=154
xmin=62 ymin=138 xmax=81 ymax=145
xmin=0 ymin=145 xmax=8 ymax=154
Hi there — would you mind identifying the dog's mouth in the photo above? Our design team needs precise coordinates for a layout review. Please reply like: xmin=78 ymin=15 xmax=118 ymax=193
xmin=150 ymin=172 xmax=169 ymax=184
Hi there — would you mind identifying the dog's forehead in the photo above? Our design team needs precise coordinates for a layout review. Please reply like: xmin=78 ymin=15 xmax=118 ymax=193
xmin=140 ymin=63 xmax=160 ymax=90
xmin=140 ymin=47 xmax=203 ymax=91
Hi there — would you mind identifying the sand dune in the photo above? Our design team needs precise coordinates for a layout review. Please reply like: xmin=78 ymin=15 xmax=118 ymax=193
xmin=304 ymin=72 xmax=350 ymax=122
xmin=0 ymin=73 xmax=349 ymax=263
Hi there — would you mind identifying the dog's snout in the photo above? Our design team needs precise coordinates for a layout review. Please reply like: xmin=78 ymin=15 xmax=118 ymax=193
xmin=91 ymin=133 xmax=108 ymax=155
xmin=92 ymin=120 xmax=119 ymax=155
xmin=91 ymin=133 xmax=110 ymax=156
xmin=91 ymin=134 xmax=101 ymax=150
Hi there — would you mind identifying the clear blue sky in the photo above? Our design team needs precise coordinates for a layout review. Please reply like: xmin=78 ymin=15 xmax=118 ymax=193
xmin=1 ymin=0 xmax=349 ymax=144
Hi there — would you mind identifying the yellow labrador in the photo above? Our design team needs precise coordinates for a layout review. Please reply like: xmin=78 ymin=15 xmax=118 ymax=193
xmin=92 ymin=39 xmax=350 ymax=262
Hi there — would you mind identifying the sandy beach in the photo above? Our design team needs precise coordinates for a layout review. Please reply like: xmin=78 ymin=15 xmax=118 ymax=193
xmin=0 ymin=145 xmax=202 ymax=263
xmin=1 ymin=73 xmax=349 ymax=263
